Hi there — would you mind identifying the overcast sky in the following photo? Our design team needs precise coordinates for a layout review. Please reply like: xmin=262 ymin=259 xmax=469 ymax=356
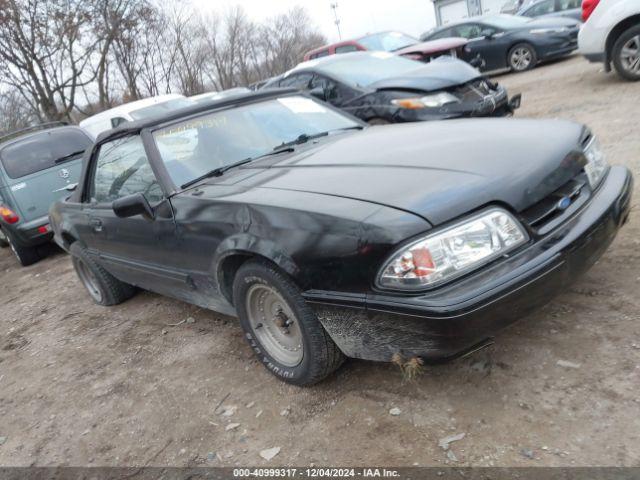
xmin=191 ymin=0 xmax=438 ymax=42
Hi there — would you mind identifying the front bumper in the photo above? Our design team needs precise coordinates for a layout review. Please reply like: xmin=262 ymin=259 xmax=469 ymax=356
xmin=397 ymin=86 xmax=518 ymax=122
xmin=304 ymin=166 xmax=633 ymax=362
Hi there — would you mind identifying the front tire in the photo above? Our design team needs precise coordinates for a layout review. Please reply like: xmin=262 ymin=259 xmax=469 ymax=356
xmin=612 ymin=25 xmax=640 ymax=81
xmin=508 ymin=43 xmax=537 ymax=72
xmin=233 ymin=259 xmax=345 ymax=386
xmin=70 ymin=242 xmax=136 ymax=306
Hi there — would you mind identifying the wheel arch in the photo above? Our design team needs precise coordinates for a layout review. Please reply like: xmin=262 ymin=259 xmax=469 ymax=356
xmin=60 ymin=230 xmax=79 ymax=249
xmin=213 ymin=235 xmax=301 ymax=306
xmin=605 ymin=15 xmax=640 ymax=70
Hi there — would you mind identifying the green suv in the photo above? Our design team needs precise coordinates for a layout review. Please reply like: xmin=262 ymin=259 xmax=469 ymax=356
xmin=0 ymin=123 xmax=92 ymax=266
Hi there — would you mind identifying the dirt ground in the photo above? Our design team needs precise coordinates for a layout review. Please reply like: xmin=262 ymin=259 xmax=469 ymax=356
xmin=0 ymin=55 xmax=639 ymax=468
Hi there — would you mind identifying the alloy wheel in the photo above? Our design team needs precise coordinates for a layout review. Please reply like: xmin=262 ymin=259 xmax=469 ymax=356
xmin=75 ymin=258 xmax=103 ymax=303
xmin=511 ymin=48 xmax=532 ymax=71
xmin=620 ymin=35 xmax=640 ymax=75
xmin=245 ymin=283 xmax=303 ymax=367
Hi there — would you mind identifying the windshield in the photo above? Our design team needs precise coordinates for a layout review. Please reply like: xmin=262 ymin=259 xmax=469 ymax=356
xmin=153 ymin=96 xmax=359 ymax=188
xmin=315 ymin=52 xmax=423 ymax=87
xmin=484 ymin=14 xmax=532 ymax=29
xmin=0 ymin=128 xmax=92 ymax=179
xmin=130 ymin=98 xmax=194 ymax=120
xmin=358 ymin=32 xmax=418 ymax=52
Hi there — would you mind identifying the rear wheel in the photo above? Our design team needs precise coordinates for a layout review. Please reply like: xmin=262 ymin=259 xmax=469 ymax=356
xmin=70 ymin=242 xmax=136 ymax=306
xmin=6 ymin=232 xmax=41 ymax=266
xmin=233 ymin=259 xmax=345 ymax=386
xmin=612 ymin=25 xmax=640 ymax=81
xmin=508 ymin=43 xmax=537 ymax=72
xmin=0 ymin=229 xmax=9 ymax=248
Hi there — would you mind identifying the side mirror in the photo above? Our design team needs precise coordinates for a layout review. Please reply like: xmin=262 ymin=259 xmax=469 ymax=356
xmin=112 ymin=193 xmax=155 ymax=220
xmin=481 ymin=29 xmax=495 ymax=39
xmin=309 ymin=87 xmax=326 ymax=101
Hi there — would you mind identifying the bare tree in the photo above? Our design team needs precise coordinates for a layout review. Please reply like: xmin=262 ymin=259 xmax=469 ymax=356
xmin=0 ymin=1 xmax=326 ymax=119
xmin=0 ymin=90 xmax=38 ymax=135
xmin=258 ymin=7 xmax=326 ymax=78
xmin=0 ymin=0 xmax=98 ymax=120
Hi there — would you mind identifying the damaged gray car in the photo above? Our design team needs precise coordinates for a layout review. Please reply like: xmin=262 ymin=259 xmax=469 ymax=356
xmin=262 ymin=51 xmax=521 ymax=123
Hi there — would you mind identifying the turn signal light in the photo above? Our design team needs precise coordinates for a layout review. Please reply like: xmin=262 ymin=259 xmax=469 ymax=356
xmin=0 ymin=206 xmax=19 ymax=224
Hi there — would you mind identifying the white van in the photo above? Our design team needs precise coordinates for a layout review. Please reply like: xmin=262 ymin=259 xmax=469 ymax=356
xmin=79 ymin=94 xmax=193 ymax=138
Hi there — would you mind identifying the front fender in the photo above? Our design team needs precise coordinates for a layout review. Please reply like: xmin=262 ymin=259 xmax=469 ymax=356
xmin=212 ymin=233 xmax=300 ymax=291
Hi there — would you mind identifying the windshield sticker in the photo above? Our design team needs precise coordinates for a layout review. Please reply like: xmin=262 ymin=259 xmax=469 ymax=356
xmin=11 ymin=182 xmax=26 ymax=192
xmin=277 ymin=97 xmax=327 ymax=114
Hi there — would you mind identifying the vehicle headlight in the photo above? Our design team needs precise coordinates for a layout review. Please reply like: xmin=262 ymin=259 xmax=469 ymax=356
xmin=377 ymin=208 xmax=528 ymax=290
xmin=529 ymin=27 xmax=569 ymax=34
xmin=391 ymin=92 xmax=460 ymax=109
xmin=583 ymin=136 xmax=608 ymax=189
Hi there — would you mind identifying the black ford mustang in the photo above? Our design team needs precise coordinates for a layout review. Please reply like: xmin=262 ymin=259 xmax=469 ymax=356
xmin=262 ymin=51 xmax=521 ymax=124
xmin=50 ymin=90 xmax=632 ymax=385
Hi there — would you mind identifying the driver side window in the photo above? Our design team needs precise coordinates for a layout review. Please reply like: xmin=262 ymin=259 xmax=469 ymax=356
xmin=455 ymin=24 xmax=484 ymax=39
xmin=92 ymin=136 xmax=163 ymax=204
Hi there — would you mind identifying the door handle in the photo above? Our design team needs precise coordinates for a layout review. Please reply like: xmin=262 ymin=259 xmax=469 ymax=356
xmin=89 ymin=218 xmax=103 ymax=232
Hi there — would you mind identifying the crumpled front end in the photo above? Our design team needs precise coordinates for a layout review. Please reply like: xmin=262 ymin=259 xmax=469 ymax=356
xmin=349 ymin=78 xmax=521 ymax=123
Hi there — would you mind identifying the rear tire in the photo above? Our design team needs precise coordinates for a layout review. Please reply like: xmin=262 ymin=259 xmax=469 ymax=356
xmin=0 ymin=229 xmax=9 ymax=248
xmin=6 ymin=232 xmax=41 ymax=266
xmin=70 ymin=242 xmax=136 ymax=306
xmin=233 ymin=259 xmax=345 ymax=386
xmin=612 ymin=25 xmax=640 ymax=81
xmin=508 ymin=43 xmax=537 ymax=72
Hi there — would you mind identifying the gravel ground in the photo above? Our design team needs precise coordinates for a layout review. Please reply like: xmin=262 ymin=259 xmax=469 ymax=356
xmin=0 ymin=55 xmax=639 ymax=468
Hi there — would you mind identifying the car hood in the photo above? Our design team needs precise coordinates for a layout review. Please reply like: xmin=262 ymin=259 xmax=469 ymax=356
xmin=366 ymin=57 xmax=481 ymax=93
xmin=229 ymin=119 xmax=586 ymax=226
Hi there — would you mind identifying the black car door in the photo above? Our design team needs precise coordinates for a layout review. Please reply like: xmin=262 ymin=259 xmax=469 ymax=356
xmin=83 ymin=134 xmax=184 ymax=297
xmin=457 ymin=23 xmax=509 ymax=71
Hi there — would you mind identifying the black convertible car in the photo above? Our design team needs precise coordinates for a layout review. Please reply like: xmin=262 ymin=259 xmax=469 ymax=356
xmin=50 ymin=90 xmax=632 ymax=385
xmin=422 ymin=14 xmax=580 ymax=72
xmin=262 ymin=52 xmax=520 ymax=124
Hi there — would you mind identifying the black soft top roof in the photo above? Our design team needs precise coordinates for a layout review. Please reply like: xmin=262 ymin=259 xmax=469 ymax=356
xmin=96 ymin=88 xmax=299 ymax=144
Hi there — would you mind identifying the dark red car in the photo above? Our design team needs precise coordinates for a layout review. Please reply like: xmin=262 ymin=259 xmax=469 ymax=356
xmin=304 ymin=31 xmax=468 ymax=63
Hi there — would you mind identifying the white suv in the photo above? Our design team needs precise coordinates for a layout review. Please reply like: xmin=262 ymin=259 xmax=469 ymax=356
xmin=578 ymin=0 xmax=640 ymax=80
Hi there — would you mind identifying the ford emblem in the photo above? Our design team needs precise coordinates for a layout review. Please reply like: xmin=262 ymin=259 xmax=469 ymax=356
xmin=59 ymin=168 xmax=70 ymax=179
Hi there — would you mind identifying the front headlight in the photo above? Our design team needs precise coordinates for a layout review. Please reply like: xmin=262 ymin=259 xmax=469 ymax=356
xmin=391 ymin=92 xmax=460 ymax=109
xmin=377 ymin=208 xmax=528 ymax=290
xmin=583 ymin=136 xmax=608 ymax=189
